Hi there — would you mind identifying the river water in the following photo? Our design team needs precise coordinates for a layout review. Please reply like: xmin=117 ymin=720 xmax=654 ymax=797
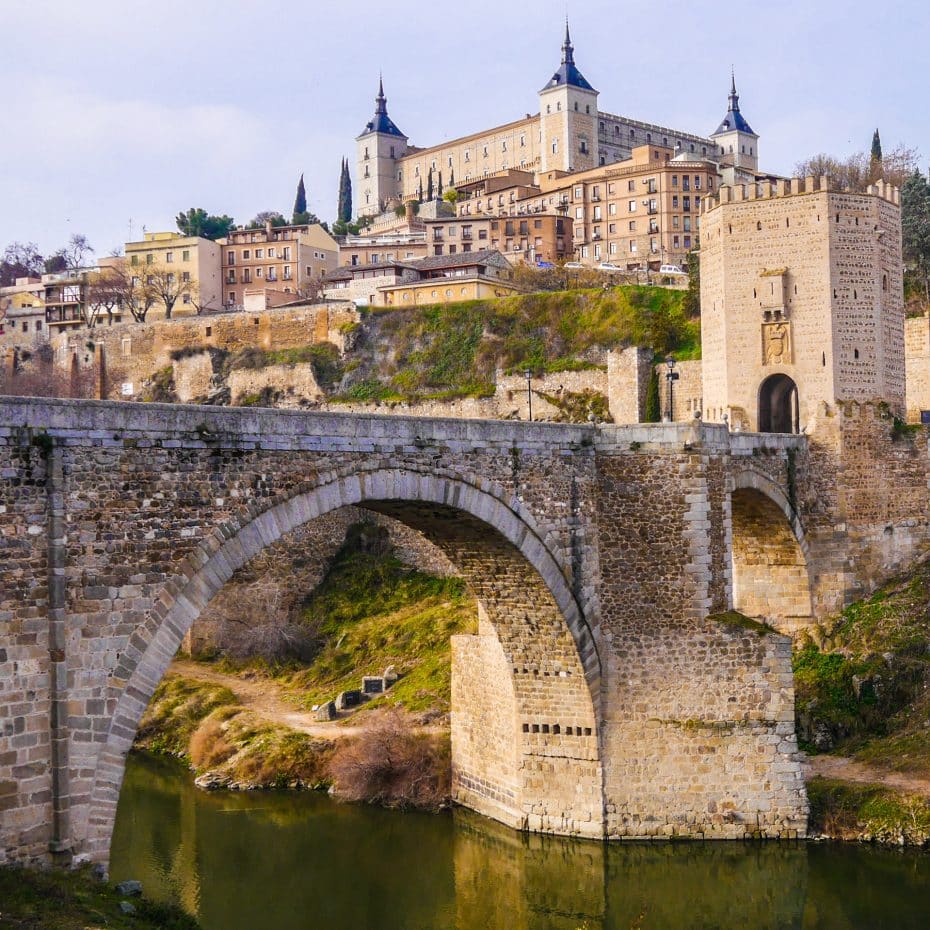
xmin=111 ymin=752 xmax=930 ymax=930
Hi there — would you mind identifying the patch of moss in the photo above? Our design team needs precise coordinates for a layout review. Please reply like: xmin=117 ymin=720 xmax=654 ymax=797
xmin=0 ymin=864 xmax=201 ymax=930
xmin=708 ymin=610 xmax=776 ymax=636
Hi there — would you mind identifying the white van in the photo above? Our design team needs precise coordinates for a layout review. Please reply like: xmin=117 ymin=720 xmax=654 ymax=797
xmin=659 ymin=264 xmax=686 ymax=275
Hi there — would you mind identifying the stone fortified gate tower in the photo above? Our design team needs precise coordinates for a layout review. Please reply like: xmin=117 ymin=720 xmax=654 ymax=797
xmin=0 ymin=397 xmax=819 ymax=866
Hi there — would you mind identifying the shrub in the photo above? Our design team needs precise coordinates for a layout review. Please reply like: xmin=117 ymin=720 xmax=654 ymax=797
xmin=328 ymin=709 xmax=450 ymax=809
xmin=189 ymin=717 xmax=236 ymax=769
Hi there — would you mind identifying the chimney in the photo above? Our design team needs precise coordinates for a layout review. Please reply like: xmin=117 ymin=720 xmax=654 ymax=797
xmin=265 ymin=219 xmax=273 ymax=238
xmin=405 ymin=200 xmax=415 ymax=225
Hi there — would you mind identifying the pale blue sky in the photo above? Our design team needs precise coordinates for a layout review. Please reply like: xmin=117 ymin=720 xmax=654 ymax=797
xmin=1 ymin=0 xmax=926 ymax=256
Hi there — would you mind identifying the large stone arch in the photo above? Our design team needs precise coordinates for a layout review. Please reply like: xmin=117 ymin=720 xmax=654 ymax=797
xmin=85 ymin=468 xmax=604 ymax=862
xmin=728 ymin=469 xmax=813 ymax=634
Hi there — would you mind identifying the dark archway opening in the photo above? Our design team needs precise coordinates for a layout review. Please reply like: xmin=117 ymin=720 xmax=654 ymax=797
xmin=758 ymin=374 xmax=799 ymax=433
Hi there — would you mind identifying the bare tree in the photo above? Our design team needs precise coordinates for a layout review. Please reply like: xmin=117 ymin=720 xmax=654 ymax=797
xmin=85 ymin=265 xmax=126 ymax=327
xmin=144 ymin=262 xmax=195 ymax=319
xmin=795 ymin=144 xmax=920 ymax=192
xmin=294 ymin=275 xmax=326 ymax=303
xmin=187 ymin=280 xmax=221 ymax=315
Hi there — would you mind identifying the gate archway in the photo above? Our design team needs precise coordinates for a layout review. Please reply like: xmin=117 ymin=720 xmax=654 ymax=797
xmin=758 ymin=374 xmax=799 ymax=433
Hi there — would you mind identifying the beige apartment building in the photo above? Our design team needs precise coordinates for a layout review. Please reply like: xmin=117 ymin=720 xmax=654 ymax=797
xmin=451 ymin=145 xmax=717 ymax=269
xmin=125 ymin=232 xmax=222 ymax=318
xmin=0 ymin=277 xmax=46 ymax=348
xmin=340 ymin=232 xmax=428 ymax=267
xmin=221 ymin=222 xmax=338 ymax=309
xmin=424 ymin=214 xmax=571 ymax=264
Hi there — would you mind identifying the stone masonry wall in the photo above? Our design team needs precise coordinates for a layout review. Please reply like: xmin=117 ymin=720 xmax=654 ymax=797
xmin=592 ymin=422 xmax=807 ymax=838
xmin=49 ymin=302 xmax=358 ymax=401
xmin=905 ymin=314 xmax=930 ymax=422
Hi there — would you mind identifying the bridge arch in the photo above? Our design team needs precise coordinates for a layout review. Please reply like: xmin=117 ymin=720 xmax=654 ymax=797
xmin=86 ymin=468 xmax=604 ymax=861
xmin=728 ymin=469 xmax=813 ymax=634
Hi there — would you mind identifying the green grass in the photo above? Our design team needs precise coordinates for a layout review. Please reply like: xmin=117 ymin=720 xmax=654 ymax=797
xmin=280 ymin=527 xmax=478 ymax=713
xmin=807 ymin=778 xmax=930 ymax=844
xmin=0 ymin=864 xmax=200 ymax=930
xmin=333 ymin=285 xmax=697 ymax=403
xmin=794 ymin=562 xmax=930 ymax=766
xmin=136 ymin=676 xmax=239 ymax=756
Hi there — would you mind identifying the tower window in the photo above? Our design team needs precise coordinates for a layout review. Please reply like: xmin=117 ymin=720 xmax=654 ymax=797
xmin=854 ymin=348 xmax=860 ymax=359
xmin=756 ymin=221 xmax=762 ymax=231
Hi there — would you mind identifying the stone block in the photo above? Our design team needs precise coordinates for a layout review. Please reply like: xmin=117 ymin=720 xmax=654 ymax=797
xmin=335 ymin=690 xmax=361 ymax=711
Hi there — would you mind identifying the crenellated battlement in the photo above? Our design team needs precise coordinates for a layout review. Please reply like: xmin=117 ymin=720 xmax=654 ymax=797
xmin=702 ymin=175 xmax=900 ymax=213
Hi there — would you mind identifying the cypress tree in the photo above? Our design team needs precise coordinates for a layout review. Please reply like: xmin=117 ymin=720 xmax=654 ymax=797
xmin=871 ymin=129 xmax=883 ymax=165
xmin=293 ymin=174 xmax=307 ymax=223
xmin=427 ymin=168 xmax=434 ymax=201
xmin=341 ymin=160 xmax=353 ymax=223
xmin=449 ymin=167 xmax=454 ymax=187
xmin=337 ymin=159 xmax=352 ymax=224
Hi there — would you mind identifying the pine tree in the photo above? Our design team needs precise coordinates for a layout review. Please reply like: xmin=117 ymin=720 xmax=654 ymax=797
xmin=292 ymin=174 xmax=307 ymax=224
xmin=427 ymin=168 xmax=434 ymax=201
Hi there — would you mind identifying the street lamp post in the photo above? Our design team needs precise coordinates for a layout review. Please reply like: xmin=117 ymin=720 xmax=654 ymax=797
xmin=524 ymin=369 xmax=533 ymax=421
xmin=664 ymin=355 xmax=679 ymax=422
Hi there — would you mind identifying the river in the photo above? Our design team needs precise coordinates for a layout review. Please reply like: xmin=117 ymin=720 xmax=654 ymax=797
xmin=111 ymin=752 xmax=930 ymax=930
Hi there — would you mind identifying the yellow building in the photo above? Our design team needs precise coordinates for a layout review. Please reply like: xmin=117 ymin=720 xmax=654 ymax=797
xmin=125 ymin=232 xmax=222 ymax=318
xmin=380 ymin=250 xmax=519 ymax=306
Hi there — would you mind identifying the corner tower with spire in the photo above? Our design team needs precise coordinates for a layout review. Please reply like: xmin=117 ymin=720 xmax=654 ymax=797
xmin=710 ymin=70 xmax=759 ymax=174
xmin=539 ymin=20 xmax=599 ymax=173
xmin=355 ymin=76 xmax=408 ymax=217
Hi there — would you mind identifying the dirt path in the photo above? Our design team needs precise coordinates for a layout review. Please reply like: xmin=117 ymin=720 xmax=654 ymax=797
xmin=169 ymin=659 xmax=365 ymax=740
xmin=807 ymin=754 xmax=930 ymax=797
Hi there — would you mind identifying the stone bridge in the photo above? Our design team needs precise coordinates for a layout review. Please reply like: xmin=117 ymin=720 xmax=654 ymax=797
xmin=3 ymin=396 xmax=929 ymax=866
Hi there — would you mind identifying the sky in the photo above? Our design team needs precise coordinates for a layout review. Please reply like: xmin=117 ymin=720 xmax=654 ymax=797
xmin=1 ymin=0 xmax=927 ymax=258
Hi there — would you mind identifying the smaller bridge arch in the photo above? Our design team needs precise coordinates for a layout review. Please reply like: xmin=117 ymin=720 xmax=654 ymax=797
xmin=728 ymin=468 xmax=813 ymax=634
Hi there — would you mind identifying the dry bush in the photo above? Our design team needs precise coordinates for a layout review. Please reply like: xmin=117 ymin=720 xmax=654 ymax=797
xmin=189 ymin=716 xmax=236 ymax=769
xmin=213 ymin=582 xmax=319 ymax=663
xmin=328 ymin=709 xmax=451 ymax=810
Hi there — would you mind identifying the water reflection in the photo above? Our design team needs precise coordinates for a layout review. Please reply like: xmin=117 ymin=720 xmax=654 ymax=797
xmin=112 ymin=753 xmax=930 ymax=930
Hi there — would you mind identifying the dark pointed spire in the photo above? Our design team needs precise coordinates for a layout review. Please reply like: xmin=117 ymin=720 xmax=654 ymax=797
xmin=360 ymin=73 xmax=406 ymax=138
xmin=541 ymin=19 xmax=595 ymax=92
xmin=729 ymin=67 xmax=740 ymax=112
xmin=711 ymin=68 xmax=755 ymax=137
xmin=562 ymin=17 xmax=574 ymax=64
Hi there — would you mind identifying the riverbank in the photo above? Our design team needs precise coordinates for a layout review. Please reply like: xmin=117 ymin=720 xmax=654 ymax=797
xmin=135 ymin=668 xmax=451 ymax=807
xmin=0 ymin=864 xmax=201 ymax=930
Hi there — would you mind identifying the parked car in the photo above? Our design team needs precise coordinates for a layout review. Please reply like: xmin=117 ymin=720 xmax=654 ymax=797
xmin=597 ymin=262 xmax=623 ymax=273
xmin=564 ymin=261 xmax=585 ymax=269
xmin=659 ymin=264 xmax=686 ymax=275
